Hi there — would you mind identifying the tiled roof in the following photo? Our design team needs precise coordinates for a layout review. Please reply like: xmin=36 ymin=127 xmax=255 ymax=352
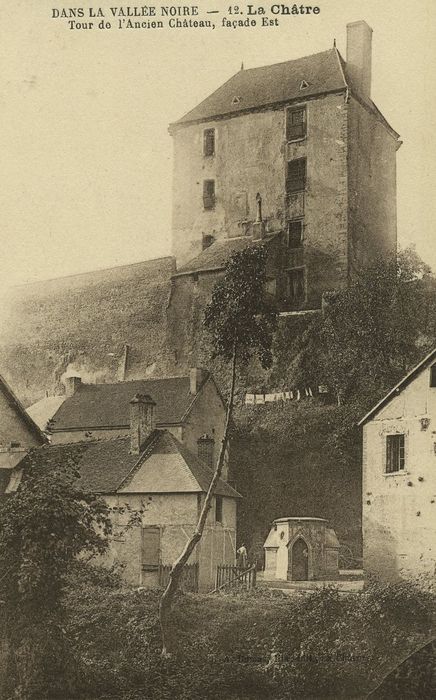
xmin=174 ymin=234 xmax=279 ymax=277
xmin=119 ymin=431 xmax=240 ymax=498
xmin=51 ymin=376 xmax=202 ymax=431
xmin=171 ymin=48 xmax=399 ymax=139
xmin=172 ymin=49 xmax=346 ymax=126
xmin=26 ymin=431 xmax=240 ymax=498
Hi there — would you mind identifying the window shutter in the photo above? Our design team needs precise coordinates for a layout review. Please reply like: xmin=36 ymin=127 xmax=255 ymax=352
xmin=286 ymin=108 xmax=306 ymax=141
xmin=286 ymin=159 xmax=306 ymax=194
xmin=141 ymin=527 xmax=160 ymax=570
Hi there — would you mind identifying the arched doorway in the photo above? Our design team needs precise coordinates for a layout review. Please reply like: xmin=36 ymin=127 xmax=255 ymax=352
xmin=290 ymin=537 xmax=309 ymax=580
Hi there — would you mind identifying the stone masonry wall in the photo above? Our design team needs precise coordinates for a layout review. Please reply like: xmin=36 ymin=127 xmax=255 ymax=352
xmin=363 ymin=366 xmax=436 ymax=580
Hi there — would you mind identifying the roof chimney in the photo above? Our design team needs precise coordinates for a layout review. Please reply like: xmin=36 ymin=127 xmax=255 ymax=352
xmin=346 ymin=20 xmax=373 ymax=98
xmin=64 ymin=375 xmax=82 ymax=397
xmin=129 ymin=393 xmax=156 ymax=455
xmin=190 ymin=367 xmax=208 ymax=395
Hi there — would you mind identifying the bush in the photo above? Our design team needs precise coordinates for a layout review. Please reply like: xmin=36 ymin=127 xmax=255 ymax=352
xmin=58 ymin=569 xmax=435 ymax=699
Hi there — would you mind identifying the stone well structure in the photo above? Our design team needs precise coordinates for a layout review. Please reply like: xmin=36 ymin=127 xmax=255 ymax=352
xmin=263 ymin=517 xmax=340 ymax=581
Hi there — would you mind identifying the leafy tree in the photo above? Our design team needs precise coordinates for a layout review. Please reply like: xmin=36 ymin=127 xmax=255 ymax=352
xmin=159 ymin=245 xmax=277 ymax=656
xmin=0 ymin=445 xmax=112 ymax=698
xmin=295 ymin=246 xmax=436 ymax=410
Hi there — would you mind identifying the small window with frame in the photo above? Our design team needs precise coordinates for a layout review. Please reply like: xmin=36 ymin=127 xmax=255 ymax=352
xmin=386 ymin=434 xmax=405 ymax=474
xmin=203 ymin=128 xmax=215 ymax=157
xmin=203 ymin=180 xmax=216 ymax=210
xmin=287 ymin=220 xmax=303 ymax=248
xmin=286 ymin=106 xmax=306 ymax=142
xmin=286 ymin=158 xmax=306 ymax=194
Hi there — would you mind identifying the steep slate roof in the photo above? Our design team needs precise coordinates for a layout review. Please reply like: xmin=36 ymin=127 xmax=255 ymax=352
xmin=172 ymin=49 xmax=346 ymax=126
xmin=51 ymin=376 xmax=203 ymax=431
xmin=0 ymin=374 xmax=48 ymax=444
xmin=359 ymin=348 xmax=436 ymax=426
xmin=29 ymin=431 xmax=240 ymax=498
xmin=174 ymin=233 xmax=280 ymax=277
xmin=171 ymin=47 xmax=399 ymax=139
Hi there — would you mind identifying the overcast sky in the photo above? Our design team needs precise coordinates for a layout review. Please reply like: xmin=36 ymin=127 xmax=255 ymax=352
xmin=1 ymin=0 xmax=435 ymax=292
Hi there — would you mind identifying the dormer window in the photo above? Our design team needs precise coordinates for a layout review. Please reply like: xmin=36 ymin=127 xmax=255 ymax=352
xmin=231 ymin=96 xmax=241 ymax=105
xmin=203 ymin=128 xmax=215 ymax=157
xmin=430 ymin=365 xmax=436 ymax=387
xmin=286 ymin=106 xmax=306 ymax=141
xmin=300 ymin=80 xmax=309 ymax=90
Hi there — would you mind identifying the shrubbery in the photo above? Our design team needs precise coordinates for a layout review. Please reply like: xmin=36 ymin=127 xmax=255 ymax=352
xmin=49 ymin=565 xmax=434 ymax=699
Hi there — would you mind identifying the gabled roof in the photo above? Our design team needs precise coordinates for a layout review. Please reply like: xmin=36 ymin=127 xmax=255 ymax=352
xmin=359 ymin=348 xmax=436 ymax=426
xmin=50 ymin=376 xmax=208 ymax=431
xmin=0 ymin=374 xmax=48 ymax=445
xmin=173 ymin=233 xmax=280 ymax=277
xmin=27 ymin=395 xmax=67 ymax=431
xmin=27 ymin=430 xmax=241 ymax=498
xmin=171 ymin=49 xmax=347 ymax=127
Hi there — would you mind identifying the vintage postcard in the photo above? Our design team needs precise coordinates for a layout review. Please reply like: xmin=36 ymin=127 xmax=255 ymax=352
xmin=0 ymin=0 xmax=435 ymax=697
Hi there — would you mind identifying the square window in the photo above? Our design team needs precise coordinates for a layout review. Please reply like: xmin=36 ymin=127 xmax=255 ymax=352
xmin=287 ymin=220 xmax=303 ymax=248
xmin=203 ymin=128 xmax=215 ymax=156
xmin=286 ymin=158 xmax=306 ymax=194
xmin=203 ymin=180 xmax=215 ymax=210
xmin=286 ymin=107 xmax=306 ymax=141
xmin=288 ymin=268 xmax=305 ymax=306
xmin=386 ymin=434 xmax=405 ymax=473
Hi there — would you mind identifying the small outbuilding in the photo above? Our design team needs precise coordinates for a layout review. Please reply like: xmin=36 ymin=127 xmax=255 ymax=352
xmin=263 ymin=517 xmax=340 ymax=581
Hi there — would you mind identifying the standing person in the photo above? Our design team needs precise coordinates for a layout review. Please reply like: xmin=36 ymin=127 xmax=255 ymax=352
xmin=237 ymin=544 xmax=248 ymax=569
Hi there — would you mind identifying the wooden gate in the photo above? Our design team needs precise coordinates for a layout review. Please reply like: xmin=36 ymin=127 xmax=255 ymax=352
xmin=214 ymin=564 xmax=257 ymax=592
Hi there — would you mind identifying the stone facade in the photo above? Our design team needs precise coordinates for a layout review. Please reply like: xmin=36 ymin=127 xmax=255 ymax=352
xmin=104 ymin=492 xmax=236 ymax=592
xmin=263 ymin=517 xmax=340 ymax=581
xmin=361 ymin=351 xmax=436 ymax=581
xmin=169 ymin=22 xmax=400 ymax=312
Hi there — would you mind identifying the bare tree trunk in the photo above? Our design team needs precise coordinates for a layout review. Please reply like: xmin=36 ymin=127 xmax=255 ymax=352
xmin=159 ymin=345 xmax=237 ymax=657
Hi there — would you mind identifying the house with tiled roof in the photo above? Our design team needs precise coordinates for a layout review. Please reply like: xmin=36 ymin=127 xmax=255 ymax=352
xmin=39 ymin=368 xmax=229 ymax=481
xmin=169 ymin=20 xmax=401 ymax=315
xmin=0 ymin=373 xmax=47 ymax=495
xmin=28 ymin=392 xmax=240 ymax=590
xmin=360 ymin=349 xmax=436 ymax=581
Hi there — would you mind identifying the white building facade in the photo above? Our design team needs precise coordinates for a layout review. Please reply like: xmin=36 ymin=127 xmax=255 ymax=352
xmin=361 ymin=349 xmax=436 ymax=581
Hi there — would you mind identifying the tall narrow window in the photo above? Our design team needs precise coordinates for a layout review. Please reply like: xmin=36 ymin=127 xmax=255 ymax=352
xmin=386 ymin=434 xmax=405 ymax=473
xmin=430 ymin=365 xmax=436 ymax=387
xmin=287 ymin=220 xmax=303 ymax=248
xmin=203 ymin=180 xmax=215 ymax=210
xmin=286 ymin=158 xmax=306 ymax=194
xmin=286 ymin=106 xmax=306 ymax=141
xmin=141 ymin=527 xmax=160 ymax=571
xmin=203 ymin=128 xmax=215 ymax=156
xmin=288 ymin=268 xmax=305 ymax=306
xmin=215 ymin=495 xmax=223 ymax=524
